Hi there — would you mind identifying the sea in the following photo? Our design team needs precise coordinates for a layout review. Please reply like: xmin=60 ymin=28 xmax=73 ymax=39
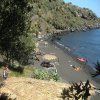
xmin=56 ymin=29 xmax=100 ymax=69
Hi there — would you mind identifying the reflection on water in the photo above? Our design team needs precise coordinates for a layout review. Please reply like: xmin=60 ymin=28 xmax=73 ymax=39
xmin=57 ymin=29 xmax=100 ymax=68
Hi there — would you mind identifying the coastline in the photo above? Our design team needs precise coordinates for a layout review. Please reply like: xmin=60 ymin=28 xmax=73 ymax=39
xmin=53 ymin=40 xmax=100 ymax=83
xmin=37 ymin=37 xmax=100 ymax=87
xmin=35 ymin=35 xmax=100 ymax=99
xmin=50 ymin=26 xmax=100 ymax=36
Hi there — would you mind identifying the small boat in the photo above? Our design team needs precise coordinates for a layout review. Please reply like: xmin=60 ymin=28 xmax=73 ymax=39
xmin=77 ymin=58 xmax=88 ymax=62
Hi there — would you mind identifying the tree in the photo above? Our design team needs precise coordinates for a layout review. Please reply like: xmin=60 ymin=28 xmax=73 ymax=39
xmin=0 ymin=0 xmax=34 ymax=65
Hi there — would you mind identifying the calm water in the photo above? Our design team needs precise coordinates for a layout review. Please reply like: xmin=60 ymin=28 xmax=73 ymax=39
xmin=57 ymin=29 xmax=100 ymax=68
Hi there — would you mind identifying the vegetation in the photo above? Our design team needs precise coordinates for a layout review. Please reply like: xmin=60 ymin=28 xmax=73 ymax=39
xmin=0 ymin=0 xmax=100 ymax=66
xmin=0 ymin=1 xmax=100 ymax=99
xmin=9 ymin=66 xmax=61 ymax=82
xmin=92 ymin=62 xmax=100 ymax=77
xmin=0 ymin=80 xmax=11 ymax=100
xmin=31 ymin=68 xmax=61 ymax=81
xmin=30 ymin=0 xmax=100 ymax=35
xmin=0 ymin=0 xmax=35 ymax=65
xmin=0 ymin=93 xmax=15 ymax=100
xmin=9 ymin=66 xmax=33 ymax=77
xmin=60 ymin=80 xmax=92 ymax=100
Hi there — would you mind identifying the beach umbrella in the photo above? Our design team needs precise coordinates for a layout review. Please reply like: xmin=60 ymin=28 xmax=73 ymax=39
xmin=43 ymin=54 xmax=57 ymax=61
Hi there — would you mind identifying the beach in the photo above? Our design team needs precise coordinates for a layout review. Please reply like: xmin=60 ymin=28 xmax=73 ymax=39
xmin=34 ymin=38 xmax=100 ymax=88
xmin=32 ymin=35 xmax=100 ymax=99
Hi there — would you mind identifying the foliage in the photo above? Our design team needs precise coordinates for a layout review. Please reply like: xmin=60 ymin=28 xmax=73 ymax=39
xmin=30 ymin=0 xmax=100 ymax=35
xmin=61 ymin=80 xmax=92 ymax=100
xmin=13 ymin=34 xmax=35 ymax=65
xmin=0 ymin=93 xmax=15 ymax=100
xmin=0 ymin=0 xmax=34 ymax=65
xmin=9 ymin=66 xmax=61 ymax=81
xmin=0 ymin=61 xmax=6 ymax=68
xmin=9 ymin=66 xmax=33 ymax=77
xmin=32 ymin=68 xmax=61 ymax=81
xmin=9 ymin=65 xmax=24 ymax=74
xmin=92 ymin=62 xmax=100 ymax=77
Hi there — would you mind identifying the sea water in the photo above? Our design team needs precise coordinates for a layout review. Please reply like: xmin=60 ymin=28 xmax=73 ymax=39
xmin=57 ymin=29 xmax=100 ymax=68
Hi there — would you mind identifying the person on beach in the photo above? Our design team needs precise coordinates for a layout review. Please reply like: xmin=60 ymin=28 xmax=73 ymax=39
xmin=75 ymin=67 xmax=81 ymax=71
xmin=70 ymin=65 xmax=81 ymax=71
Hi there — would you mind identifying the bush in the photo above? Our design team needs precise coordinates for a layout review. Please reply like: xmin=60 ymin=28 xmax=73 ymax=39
xmin=0 ymin=93 xmax=15 ymax=100
xmin=32 ymin=68 xmax=49 ymax=80
xmin=32 ymin=68 xmax=61 ymax=81
xmin=92 ymin=62 xmax=100 ymax=77
xmin=60 ymin=80 xmax=93 ymax=100
xmin=9 ymin=65 xmax=24 ymax=74
xmin=49 ymin=72 xmax=60 ymax=81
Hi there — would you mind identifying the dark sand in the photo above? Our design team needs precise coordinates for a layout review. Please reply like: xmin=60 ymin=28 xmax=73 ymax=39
xmin=34 ymin=39 xmax=100 ymax=99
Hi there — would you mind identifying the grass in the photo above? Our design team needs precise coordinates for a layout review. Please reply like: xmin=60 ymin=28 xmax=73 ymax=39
xmin=9 ymin=67 xmax=62 ymax=82
xmin=9 ymin=66 xmax=34 ymax=77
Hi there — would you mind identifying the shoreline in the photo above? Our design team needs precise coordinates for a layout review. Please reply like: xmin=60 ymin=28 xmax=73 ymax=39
xmin=37 ymin=36 xmax=100 ymax=98
xmin=41 ymin=37 xmax=100 ymax=85
xmin=49 ymin=27 xmax=100 ymax=36
xmin=52 ymin=40 xmax=100 ymax=84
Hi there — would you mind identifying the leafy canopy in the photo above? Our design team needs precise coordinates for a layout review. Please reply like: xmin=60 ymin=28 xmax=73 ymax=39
xmin=0 ymin=0 xmax=34 ymax=65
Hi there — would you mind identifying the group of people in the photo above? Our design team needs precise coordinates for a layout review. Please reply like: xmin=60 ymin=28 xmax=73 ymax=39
xmin=3 ymin=64 xmax=9 ymax=79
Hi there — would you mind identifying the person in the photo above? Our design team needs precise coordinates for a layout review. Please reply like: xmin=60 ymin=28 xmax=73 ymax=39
xmin=2 ymin=64 xmax=9 ymax=80
xmin=3 ymin=68 xmax=7 ymax=80
xmin=6 ymin=64 xmax=9 ymax=78
xmin=70 ymin=65 xmax=81 ymax=71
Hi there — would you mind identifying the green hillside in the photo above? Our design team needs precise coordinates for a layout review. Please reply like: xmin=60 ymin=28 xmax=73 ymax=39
xmin=30 ymin=0 xmax=100 ymax=34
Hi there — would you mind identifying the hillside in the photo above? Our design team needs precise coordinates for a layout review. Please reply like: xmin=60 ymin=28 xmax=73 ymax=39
xmin=30 ymin=0 xmax=100 ymax=34
xmin=0 ymin=77 xmax=70 ymax=100
xmin=0 ymin=77 xmax=97 ymax=100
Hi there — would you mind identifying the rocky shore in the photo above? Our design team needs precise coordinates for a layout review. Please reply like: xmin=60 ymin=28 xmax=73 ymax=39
xmin=54 ymin=24 xmax=100 ymax=35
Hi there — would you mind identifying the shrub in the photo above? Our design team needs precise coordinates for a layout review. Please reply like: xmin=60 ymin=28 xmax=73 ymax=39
xmin=60 ymin=80 xmax=92 ymax=100
xmin=32 ymin=68 xmax=49 ymax=80
xmin=9 ymin=65 xmax=24 ymax=74
xmin=0 ymin=93 xmax=15 ymax=100
xmin=92 ymin=62 xmax=100 ymax=77
xmin=32 ymin=68 xmax=61 ymax=81
xmin=49 ymin=72 xmax=60 ymax=81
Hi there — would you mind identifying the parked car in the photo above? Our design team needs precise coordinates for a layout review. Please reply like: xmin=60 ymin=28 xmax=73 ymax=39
xmin=41 ymin=61 xmax=54 ymax=68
